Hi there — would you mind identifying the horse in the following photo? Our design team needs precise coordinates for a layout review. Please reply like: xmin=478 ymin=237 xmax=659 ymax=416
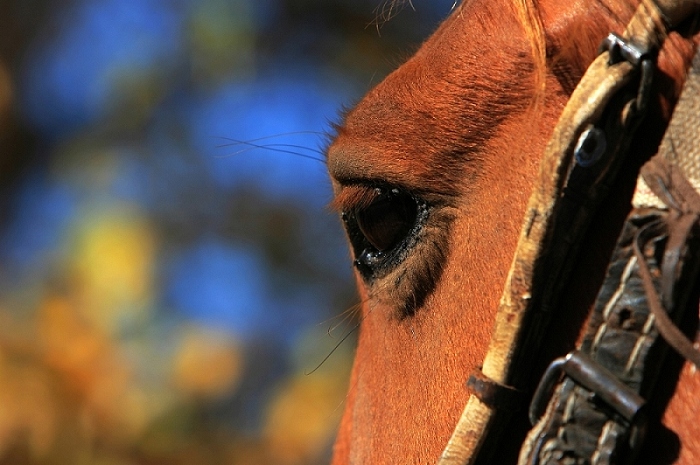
xmin=325 ymin=0 xmax=700 ymax=463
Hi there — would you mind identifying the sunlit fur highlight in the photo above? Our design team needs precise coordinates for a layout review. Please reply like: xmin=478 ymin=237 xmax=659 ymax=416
xmin=514 ymin=0 xmax=548 ymax=102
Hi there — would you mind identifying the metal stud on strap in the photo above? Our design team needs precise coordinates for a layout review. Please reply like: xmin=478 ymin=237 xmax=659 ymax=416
xmin=601 ymin=32 xmax=655 ymax=116
xmin=528 ymin=350 xmax=646 ymax=426
xmin=601 ymin=32 xmax=648 ymax=66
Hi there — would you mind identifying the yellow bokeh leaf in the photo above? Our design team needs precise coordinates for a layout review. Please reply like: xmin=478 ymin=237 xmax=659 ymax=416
xmin=70 ymin=205 xmax=156 ymax=333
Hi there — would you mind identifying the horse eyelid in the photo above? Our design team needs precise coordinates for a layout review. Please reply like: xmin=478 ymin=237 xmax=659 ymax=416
xmin=330 ymin=184 xmax=402 ymax=213
xmin=330 ymin=186 xmax=373 ymax=212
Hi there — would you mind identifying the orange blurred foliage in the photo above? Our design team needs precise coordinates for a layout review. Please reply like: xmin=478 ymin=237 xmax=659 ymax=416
xmin=173 ymin=326 xmax=243 ymax=398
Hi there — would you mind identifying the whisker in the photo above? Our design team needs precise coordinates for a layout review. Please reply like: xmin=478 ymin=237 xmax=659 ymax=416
xmin=215 ymin=139 xmax=327 ymax=164
xmin=215 ymin=131 xmax=328 ymax=144
xmin=216 ymin=144 xmax=325 ymax=163
xmin=371 ymin=0 xmax=459 ymax=27
xmin=214 ymin=133 xmax=328 ymax=160
xmin=326 ymin=302 xmax=363 ymax=338
xmin=305 ymin=320 xmax=360 ymax=376
xmin=218 ymin=142 xmax=326 ymax=158
xmin=305 ymin=299 xmax=367 ymax=376
xmin=372 ymin=0 xmax=413 ymax=26
xmin=314 ymin=299 xmax=362 ymax=340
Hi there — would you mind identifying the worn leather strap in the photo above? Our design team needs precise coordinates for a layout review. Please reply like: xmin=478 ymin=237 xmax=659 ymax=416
xmin=439 ymin=46 xmax=644 ymax=465
xmin=439 ymin=2 xmax=700 ymax=464
xmin=519 ymin=42 xmax=700 ymax=465
xmin=519 ymin=208 xmax=699 ymax=465
xmin=467 ymin=369 xmax=526 ymax=411
xmin=638 ymin=160 xmax=700 ymax=366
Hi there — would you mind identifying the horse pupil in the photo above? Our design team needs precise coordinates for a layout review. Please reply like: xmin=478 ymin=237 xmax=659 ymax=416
xmin=356 ymin=190 xmax=417 ymax=252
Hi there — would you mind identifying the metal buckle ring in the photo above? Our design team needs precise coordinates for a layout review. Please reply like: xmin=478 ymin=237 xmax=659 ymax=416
xmin=528 ymin=350 xmax=646 ymax=426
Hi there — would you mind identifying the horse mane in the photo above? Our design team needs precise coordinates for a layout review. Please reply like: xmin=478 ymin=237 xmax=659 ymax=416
xmin=513 ymin=0 xmax=547 ymax=101
xmin=512 ymin=0 xmax=693 ymax=104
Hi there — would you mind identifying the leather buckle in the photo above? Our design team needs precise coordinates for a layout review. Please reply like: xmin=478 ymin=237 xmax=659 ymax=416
xmin=528 ymin=350 xmax=646 ymax=426
xmin=600 ymin=32 xmax=654 ymax=115
xmin=600 ymin=32 xmax=648 ymax=66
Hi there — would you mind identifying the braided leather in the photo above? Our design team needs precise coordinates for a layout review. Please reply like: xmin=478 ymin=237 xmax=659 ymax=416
xmin=521 ymin=209 xmax=695 ymax=465
xmin=520 ymin=46 xmax=700 ymax=465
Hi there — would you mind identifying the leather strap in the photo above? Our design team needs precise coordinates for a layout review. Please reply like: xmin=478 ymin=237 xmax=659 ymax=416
xmin=519 ymin=43 xmax=700 ymax=465
xmin=439 ymin=2 xmax=700 ymax=464
xmin=440 ymin=46 xmax=646 ymax=465
xmin=520 ymin=209 xmax=699 ymax=465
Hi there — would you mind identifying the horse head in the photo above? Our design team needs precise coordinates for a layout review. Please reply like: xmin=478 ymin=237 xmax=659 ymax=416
xmin=326 ymin=0 xmax=700 ymax=463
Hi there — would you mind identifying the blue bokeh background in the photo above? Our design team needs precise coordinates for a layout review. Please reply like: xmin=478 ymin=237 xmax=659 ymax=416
xmin=0 ymin=1 xmax=456 ymax=463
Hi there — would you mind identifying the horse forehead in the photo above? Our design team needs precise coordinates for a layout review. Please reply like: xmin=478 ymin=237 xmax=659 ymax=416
xmin=328 ymin=71 xmax=454 ymax=182
xmin=328 ymin=11 xmax=523 ymax=183
xmin=327 ymin=0 xmax=531 ymax=183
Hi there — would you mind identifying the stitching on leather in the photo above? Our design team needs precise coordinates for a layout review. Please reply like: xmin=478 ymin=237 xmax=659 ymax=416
xmin=602 ymin=255 xmax=637 ymax=321
xmin=591 ymin=420 xmax=615 ymax=465
xmin=592 ymin=255 xmax=638 ymax=355
xmin=625 ymin=310 xmax=655 ymax=375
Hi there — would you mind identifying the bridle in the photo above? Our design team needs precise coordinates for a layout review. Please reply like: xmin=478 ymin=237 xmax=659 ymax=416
xmin=439 ymin=1 xmax=700 ymax=464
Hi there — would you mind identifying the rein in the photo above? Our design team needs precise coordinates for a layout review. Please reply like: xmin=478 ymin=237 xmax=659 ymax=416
xmin=439 ymin=1 xmax=700 ymax=464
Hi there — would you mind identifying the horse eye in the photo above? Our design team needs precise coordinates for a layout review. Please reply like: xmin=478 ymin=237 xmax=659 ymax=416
xmin=341 ymin=186 xmax=427 ymax=280
xmin=355 ymin=188 xmax=418 ymax=252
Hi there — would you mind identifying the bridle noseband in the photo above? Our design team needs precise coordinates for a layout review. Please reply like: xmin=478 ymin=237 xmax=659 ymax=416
xmin=439 ymin=1 xmax=700 ymax=464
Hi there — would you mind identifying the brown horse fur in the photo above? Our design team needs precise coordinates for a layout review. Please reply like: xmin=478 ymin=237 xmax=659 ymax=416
xmin=326 ymin=0 xmax=700 ymax=463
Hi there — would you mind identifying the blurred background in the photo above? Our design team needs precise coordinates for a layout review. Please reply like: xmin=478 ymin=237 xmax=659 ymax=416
xmin=0 ymin=1 xmax=454 ymax=464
